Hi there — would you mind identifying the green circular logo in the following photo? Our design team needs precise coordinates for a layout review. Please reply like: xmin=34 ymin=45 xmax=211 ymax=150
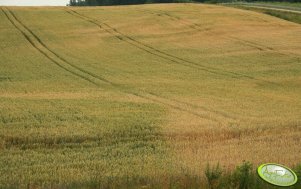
xmin=257 ymin=163 xmax=298 ymax=187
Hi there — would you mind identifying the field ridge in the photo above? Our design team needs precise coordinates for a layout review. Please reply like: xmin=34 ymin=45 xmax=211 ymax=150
xmin=3 ymin=7 xmax=231 ymax=123
xmin=66 ymin=9 xmax=262 ymax=82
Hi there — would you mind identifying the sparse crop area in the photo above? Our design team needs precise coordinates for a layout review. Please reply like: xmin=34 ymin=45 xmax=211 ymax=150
xmin=0 ymin=3 xmax=301 ymax=188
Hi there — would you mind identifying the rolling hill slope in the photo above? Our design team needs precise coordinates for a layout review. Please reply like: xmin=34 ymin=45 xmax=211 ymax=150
xmin=0 ymin=3 xmax=301 ymax=188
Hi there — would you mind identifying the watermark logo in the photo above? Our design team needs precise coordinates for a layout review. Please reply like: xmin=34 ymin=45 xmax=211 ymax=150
xmin=257 ymin=163 xmax=298 ymax=187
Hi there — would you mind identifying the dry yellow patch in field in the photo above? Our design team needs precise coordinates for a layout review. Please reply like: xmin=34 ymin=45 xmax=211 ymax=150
xmin=79 ymin=3 xmax=301 ymax=172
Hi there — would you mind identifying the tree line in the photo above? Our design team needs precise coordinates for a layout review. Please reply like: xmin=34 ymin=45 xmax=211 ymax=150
xmin=68 ymin=0 xmax=301 ymax=6
xmin=68 ymin=0 xmax=202 ymax=6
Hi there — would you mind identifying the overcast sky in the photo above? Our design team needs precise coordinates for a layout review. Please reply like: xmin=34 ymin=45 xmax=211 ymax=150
xmin=0 ymin=0 xmax=70 ymax=6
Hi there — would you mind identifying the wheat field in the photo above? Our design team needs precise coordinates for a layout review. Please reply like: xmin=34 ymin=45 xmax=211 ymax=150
xmin=0 ymin=3 xmax=300 ymax=188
